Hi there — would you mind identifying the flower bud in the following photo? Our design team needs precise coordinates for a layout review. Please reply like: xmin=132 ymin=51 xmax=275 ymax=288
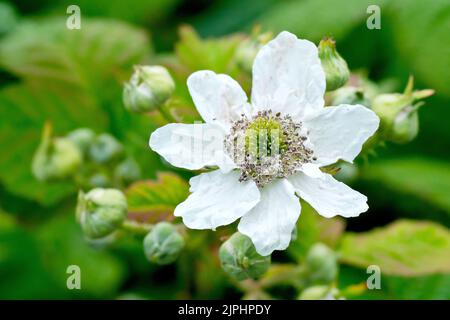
xmin=67 ymin=128 xmax=96 ymax=156
xmin=235 ymin=30 xmax=272 ymax=73
xmin=114 ymin=157 xmax=141 ymax=185
xmin=298 ymin=285 xmax=330 ymax=300
xmin=371 ymin=76 xmax=434 ymax=144
xmin=143 ymin=222 xmax=185 ymax=265
xmin=219 ymin=232 xmax=270 ymax=281
xmin=318 ymin=37 xmax=350 ymax=91
xmin=123 ymin=65 xmax=175 ymax=113
xmin=89 ymin=133 xmax=124 ymax=164
xmin=299 ymin=286 xmax=340 ymax=300
xmin=76 ymin=188 xmax=128 ymax=239
xmin=32 ymin=124 xmax=82 ymax=181
xmin=305 ymin=243 xmax=338 ymax=284
xmin=330 ymin=86 xmax=368 ymax=106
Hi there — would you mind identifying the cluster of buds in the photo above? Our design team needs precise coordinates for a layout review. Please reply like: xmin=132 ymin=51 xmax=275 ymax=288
xmin=32 ymin=126 xmax=141 ymax=188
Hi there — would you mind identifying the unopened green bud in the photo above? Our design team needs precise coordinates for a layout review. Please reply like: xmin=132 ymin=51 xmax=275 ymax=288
xmin=305 ymin=243 xmax=338 ymax=284
xmin=32 ymin=124 xmax=82 ymax=181
xmin=143 ymin=222 xmax=185 ymax=265
xmin=319 ymin=37 xmax=350 ymax=91
xmin=235 ymin=30 xmax=272 ymax=73
xmin=114 ymin=157 xmax=141 ymax=185
xmin=298 ymin=285 xmax=330 ymax=300
xmin=123 ymin=65 xmax=175 ymax=113
xmin=330 ymin=86 xmax=369 ymax=106
xmin=219 ymin=232 xmax=270 ymax=281
xmin=299 ymin=286 xmax=340 ymax=300
xmin=371 ymin=76 xmax=434 ymax=144
xmin=67 ymin=128 xmax=96 ymax=155
xmin=89 ymin=133 xmax=124 ymax=164
xmin=76 ymin=188 xmax=128 ymax=239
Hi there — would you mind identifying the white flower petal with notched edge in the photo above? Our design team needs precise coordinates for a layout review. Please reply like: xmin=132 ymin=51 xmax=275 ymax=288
xmin=289 ymin=171 xmax=368 ymax=218
xmin=149 ymin=123 xmax=234 ymax=171
xmin=238 ymin=179 xmax=300 ymax=256
xmin=187 ymin=71 xmax=248 ymax=131
xmin=251 ymin=31 xmax=326 ymax=121
xmin=304 ymin=104 xmax=380 ymax=166
xmin=174 ymin=170 xmax=260 ymax=230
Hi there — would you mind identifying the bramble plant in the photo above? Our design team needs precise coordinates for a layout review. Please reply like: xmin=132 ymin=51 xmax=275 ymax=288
xmin=27 ymin=25 xmax=444 ymax=300
xmin=0 ymin=0 xmax=443 ymax=300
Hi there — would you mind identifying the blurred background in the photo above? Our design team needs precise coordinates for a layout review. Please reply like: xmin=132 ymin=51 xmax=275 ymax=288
xmin=0 ymin=0 xmax=449 ymax=299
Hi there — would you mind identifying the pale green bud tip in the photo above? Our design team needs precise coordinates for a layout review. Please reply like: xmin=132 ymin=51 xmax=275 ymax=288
xmin=372 ymin=76 xmax=434 ymax=144
xmin=76 ymin=188 xmax=128 ymax=239
xmin=318 ymin=37 xmax=350 ymax=91
xmin=143 ymin=222 xmax=185 ymax=265
xmin=305 ymin=243 xmax=338 ymax=284
xmin=123 ymin=65 xmax=175 ymax=113
xmin=32 ymin=123 xmax=82 ymax=181
xmin=219 ymin=232 xmax=270 ymax=281
xmin=89 ymin=133 xmax=124 ymax=164
xmin=67 ymin=128 xmax=95 ymax=155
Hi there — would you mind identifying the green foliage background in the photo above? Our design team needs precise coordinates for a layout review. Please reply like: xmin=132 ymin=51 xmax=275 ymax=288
xmin=0 ymin=0 xmax=449 ymax=299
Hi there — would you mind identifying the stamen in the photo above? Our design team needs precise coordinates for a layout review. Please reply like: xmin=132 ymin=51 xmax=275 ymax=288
xmin=224 ymin=110 xmax=313 ymax=187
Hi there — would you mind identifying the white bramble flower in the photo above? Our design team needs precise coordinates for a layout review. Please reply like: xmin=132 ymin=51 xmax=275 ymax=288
xmin=149 ymin=31 xmax=379 ymax=256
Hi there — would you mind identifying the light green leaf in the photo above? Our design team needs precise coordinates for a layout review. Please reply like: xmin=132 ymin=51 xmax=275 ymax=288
xmin=362 ymin=158 xmax=450 ymax=214
xmin=339 ymin=220 xmax=450 ymax=276
xmin=126 ymin=172 xmax=189 ymax=223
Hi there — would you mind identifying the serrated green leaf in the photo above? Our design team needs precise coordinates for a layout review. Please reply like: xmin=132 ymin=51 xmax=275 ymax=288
xmin=339 ymin=220 xmax=450 ymax=276
xmin=126 ymin=172 xmax=189 ymax=223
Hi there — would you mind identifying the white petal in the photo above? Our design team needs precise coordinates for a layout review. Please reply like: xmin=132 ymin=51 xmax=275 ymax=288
xmin=298 ymin=163 xmax=323 ymax=178
xmin=289 ymin=172 xmax=368 ymax=218
xmin=175 ymin=170 xmax=260 ymax=230
xmin=238 ymin=179 xmax=300 ymax=256
xmin=304 ymin=104 xmax=379 ymax=166
xmin=251 ymin=31 xmax=325 ymax=121
xmin=149 ymin=123 xmax=234 ymax=171
xmin=187 ymin=70 xmax=248 ymax=130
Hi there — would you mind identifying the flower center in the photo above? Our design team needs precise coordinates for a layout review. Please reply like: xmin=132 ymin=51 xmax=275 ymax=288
xmin=224 ymin=110 xmax=314 ymax=187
